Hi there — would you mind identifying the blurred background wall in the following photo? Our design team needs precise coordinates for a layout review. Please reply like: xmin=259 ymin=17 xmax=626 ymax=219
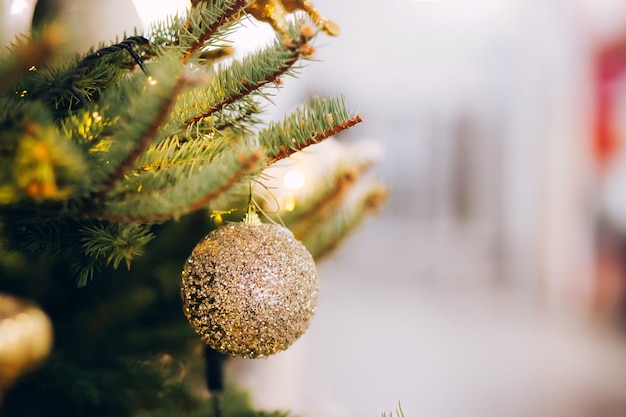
xmin=228 ymin=1 xmax=626 ymax=416
xmin=15 ymin=0 xmax=626 ymax=415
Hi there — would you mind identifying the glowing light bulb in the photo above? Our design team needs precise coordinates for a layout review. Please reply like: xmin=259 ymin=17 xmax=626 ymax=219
xmin=10 ymin=0 xmax=31 ymax=16
xmin=283 ymin=170 xmax=305 ymax=190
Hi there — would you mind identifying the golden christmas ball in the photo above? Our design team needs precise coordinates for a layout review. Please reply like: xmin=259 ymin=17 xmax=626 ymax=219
xmin=181 ymin=214 xmax=318 ymax=359
xmin=0 ymin=293 xmax=53 ymax=396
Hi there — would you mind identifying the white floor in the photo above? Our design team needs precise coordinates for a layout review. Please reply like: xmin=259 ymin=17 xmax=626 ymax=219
xmin=229 ymin=218 xmax=626 ymax=417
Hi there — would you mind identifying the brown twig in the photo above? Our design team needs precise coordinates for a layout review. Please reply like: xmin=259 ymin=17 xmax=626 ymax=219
xmin=267 ymin=115 xmax=363 ymax=165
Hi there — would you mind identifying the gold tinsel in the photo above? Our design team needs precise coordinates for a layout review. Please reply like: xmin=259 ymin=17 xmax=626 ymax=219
xmin=245 ymin=0 xmax=340 ymax=36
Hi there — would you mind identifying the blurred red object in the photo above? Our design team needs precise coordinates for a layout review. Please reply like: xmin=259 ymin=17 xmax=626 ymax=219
xmin=594 ymin=29 xmax=626 ymax=168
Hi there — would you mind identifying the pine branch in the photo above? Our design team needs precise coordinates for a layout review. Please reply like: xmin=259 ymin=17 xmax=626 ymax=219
xmin=80 ymin=222 xmax=154 ymax=270
xmin=285 ymin=160 xmax=374 ymax=230
xmin=213 ymin=99 xmax=262 ymax=132
xmin=183 ymin=24 xmax=315 ymax=126
xmin=2 ymin=217 xmax=83 ymax=258
xmin=0 ymin=24 xmax=66 ymax=94
xmin=302 ymin=183 xmax=387 ymax=259
xmin=185 ymin=149 xmax=263 ymax=212
xmin=40 ymin=36 xmax=151 ymax=106
xmin=92 ymin=148 xmax=264 ymax=223
xmin=18 ymin=36 xmax=150 ymax=114
xmin=259 ymin=95 xmax=362 ymax=164
xmin=104 ymin=131 xmax=232 ymax=197
xmin=86 ymin=57 xmax=192 ymax=201
xmin=149 ymin=0 xmax=244 ymax=60
xmin=269 ymin=115 xmax=362 ymax=164
xmin=182 ymin=0 xmax=248 ymax=63
xmin=171 ymin=89 xmax=261 ymax=136
xmin=96 ymin=79 xmax=187 ymax=195
xmin=183 ymin=57 xmax=295 ymax=125
xmin=59 ymin=104 xmax=116 ymax=154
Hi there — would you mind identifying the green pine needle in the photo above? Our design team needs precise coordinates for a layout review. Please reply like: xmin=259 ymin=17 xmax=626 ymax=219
xmin=95 ymin=146 xmax=264 ymax=223
xmin=379 ymin=403 xmax=406 ymax=417
xmin=300 ymin=182 xmax=387 ymax=259
xmin=149 ymin=0 xmax=247 ymax=60
xmin=80 ymin=222 xmax=154 ymax=269
xmin=0 ymin=2 xmax=371 ymax=285
xmin=259 ymin=95 xmax=361 ymax=163
xmin=180 ymin=30 xmax=307 ymax=126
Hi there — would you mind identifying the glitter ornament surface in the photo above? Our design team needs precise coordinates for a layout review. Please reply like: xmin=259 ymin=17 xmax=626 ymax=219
xmin=181 ymin=221 xmax=318 ymax=359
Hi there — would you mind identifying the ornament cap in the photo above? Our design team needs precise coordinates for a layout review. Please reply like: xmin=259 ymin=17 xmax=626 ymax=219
xmin=243 ymin=209 xmax=262 ymax=226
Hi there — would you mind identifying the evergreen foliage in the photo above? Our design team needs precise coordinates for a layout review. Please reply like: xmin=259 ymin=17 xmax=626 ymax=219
xmin=0 ymin=1 xmax=385 ymax=416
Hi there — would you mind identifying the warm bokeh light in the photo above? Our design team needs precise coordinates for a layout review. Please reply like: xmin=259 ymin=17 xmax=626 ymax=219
xmin=283 ymin=170 xmax=306 ymax=191
xmin=10 ymin=0 xmax=31 ymax=16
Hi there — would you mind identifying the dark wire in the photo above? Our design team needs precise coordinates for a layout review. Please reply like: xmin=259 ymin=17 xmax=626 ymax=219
xmin=40 ymin=36 xmax=150 ymax=106
xmin=204 ymin=346 xmax=228 ymax=417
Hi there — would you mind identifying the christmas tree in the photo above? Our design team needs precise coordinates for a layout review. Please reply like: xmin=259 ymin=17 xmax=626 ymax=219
xmin=0 ymin=1 xmax=385 ymax=416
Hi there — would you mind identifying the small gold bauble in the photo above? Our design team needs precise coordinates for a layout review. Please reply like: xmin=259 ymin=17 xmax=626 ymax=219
xmin=181 ymin=217 xmax=318 ymax=359
xmin=0 ymin=293 xmax=53 ymax=396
